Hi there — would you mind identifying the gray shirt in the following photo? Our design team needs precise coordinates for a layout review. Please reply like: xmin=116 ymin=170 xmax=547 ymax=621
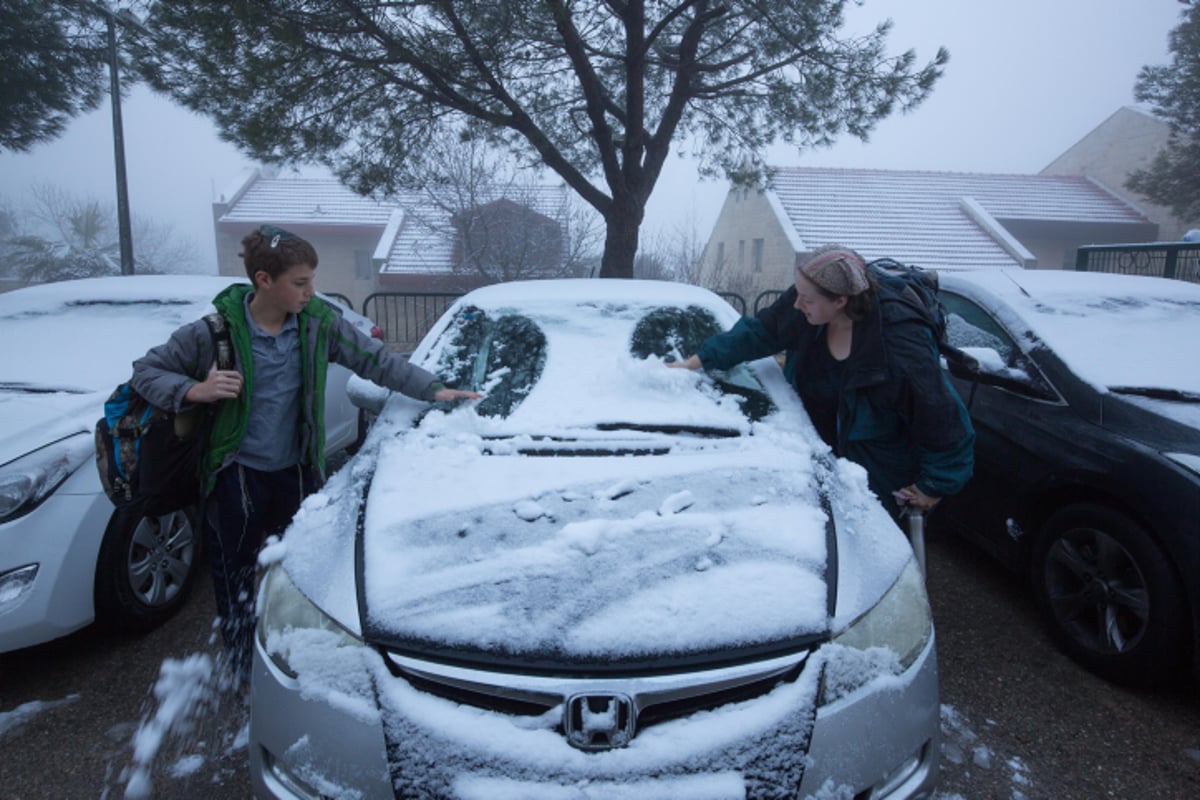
xmin=235 ymin=294 xmax=303 ymax=471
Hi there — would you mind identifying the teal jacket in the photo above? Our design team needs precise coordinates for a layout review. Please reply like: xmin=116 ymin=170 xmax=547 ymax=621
xmin=698 ymin=284 xmax=974 ymax=507
xmin=131 ymin=284 xmax=439 ymax=490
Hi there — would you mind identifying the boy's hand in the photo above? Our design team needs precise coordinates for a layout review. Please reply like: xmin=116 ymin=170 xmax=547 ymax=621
xmin=185 ymin=362 xmax=243 ymax=403
xmin=433 ymin=387 xmax=482 ymax=402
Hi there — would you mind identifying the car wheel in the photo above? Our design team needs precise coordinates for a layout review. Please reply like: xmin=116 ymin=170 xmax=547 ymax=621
xmin=1032 ymin=503 xmax=1185 ymax=687
xmin=94 ymin=504 xmax=200 ymax=632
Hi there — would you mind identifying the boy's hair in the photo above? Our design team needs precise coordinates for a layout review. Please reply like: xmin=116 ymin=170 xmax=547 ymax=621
xmin=240 ymin=224 xmax=319 ymax=283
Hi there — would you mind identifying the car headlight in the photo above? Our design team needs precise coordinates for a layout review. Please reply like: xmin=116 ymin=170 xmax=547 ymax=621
xmin=820 ymin=559 xmax=933 ymax=704
xmin=0 ymin=432 xmax=94 ymax=523
xmin=1165 ymin=451 xmax=1200 ymax=478
xmin=257 ymin=563 xmax=363 ymax=679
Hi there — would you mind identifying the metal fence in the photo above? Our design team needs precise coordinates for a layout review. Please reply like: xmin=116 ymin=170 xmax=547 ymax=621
xmin=362 ymin=291 xmax=463 ymax=351
xmin=357 ymin=287 xmax=795 ymax=350
xmin=1075 ymin=242 xmax=1200 ymax=283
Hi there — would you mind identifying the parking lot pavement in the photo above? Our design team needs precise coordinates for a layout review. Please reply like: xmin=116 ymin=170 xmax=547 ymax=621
xmin=1 ymin=527 xmax=1197 ymax=799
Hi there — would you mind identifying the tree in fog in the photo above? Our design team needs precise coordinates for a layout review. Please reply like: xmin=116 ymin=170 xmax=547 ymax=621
xmin=1128 ymin=0 xmax=1200 ymax=222
xmin=4 ymin=185 xmax=200 ymax=282
xmin=136 ymin=0 xmax=946 ymax=278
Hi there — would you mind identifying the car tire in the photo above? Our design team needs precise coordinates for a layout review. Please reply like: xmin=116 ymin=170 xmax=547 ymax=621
xmin=94 ymin=504 xmax=201 ymax=633
xmin=1032 ymin=503 xmax=1185 ymax=687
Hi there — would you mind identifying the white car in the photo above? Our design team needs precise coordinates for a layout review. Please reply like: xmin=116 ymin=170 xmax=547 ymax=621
xmin=0 ymin=275 xmax=375 ymax=653
xmin=251 ymin=279 xmax=940 ymax=799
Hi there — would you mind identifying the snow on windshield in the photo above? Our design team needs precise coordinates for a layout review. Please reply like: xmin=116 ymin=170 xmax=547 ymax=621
xmin=965 ymin=271 xmax=1200 ymax=395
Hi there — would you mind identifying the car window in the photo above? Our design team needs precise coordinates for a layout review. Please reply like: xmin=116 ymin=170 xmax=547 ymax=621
xmin=630 ymin=305 xmax=775 ymax=422
xmin=941 ymin=291 xmax=1058 ymax=401
xmin=433 ymin=306 xmax=548 ymax=418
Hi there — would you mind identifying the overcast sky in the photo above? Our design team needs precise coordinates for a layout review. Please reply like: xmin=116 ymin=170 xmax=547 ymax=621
xmin=0 ymin=0 xmax=1186 ymax=273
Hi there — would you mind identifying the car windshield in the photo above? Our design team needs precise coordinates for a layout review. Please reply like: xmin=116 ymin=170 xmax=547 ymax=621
xmin=0 ymin=280 xmax=216 ymax=393
xmin=418 ymin=296 xmax=774 ymax=435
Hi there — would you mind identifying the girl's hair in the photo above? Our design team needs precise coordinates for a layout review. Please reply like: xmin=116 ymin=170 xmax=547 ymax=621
xmin=800 ymin=271 xmax=879 ymax=321
xmin=240 ymin=225 xmax=319 ymax=283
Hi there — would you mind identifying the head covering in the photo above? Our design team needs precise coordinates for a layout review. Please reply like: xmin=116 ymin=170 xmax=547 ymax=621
xmin=798 ymin=245 xmax=869 ymax=296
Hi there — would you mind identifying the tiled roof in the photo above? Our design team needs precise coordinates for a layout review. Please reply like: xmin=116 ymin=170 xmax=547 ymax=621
xmin=381 ymin=185 xmax=570 ymax=275
xmin=215 ymin=172 xmax=570 ymax=274
xmin=768 ymin=167 xmax=1153 ymax=271
xmin=217 ymin=176 xmax=397 ymax=227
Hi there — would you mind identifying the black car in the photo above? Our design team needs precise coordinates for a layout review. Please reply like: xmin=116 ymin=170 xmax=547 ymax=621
xmin=934 ymin=269 xmax=1200 ymax=687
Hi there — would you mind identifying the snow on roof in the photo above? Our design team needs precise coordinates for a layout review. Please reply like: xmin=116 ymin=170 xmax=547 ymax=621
xmin=379 ymin=185 xmax=570 ymax=275
xmin=767 ymin=167 xmax=1154 ymax=272
xmin=216 ymin=175 xmax=395 ymax=227
xmin=215 ymin=172 xmax=570 ymax=275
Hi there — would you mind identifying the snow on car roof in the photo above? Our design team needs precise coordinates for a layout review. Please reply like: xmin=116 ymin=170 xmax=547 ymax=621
xmin=942 ymin=270 xmax=1200 ymax=396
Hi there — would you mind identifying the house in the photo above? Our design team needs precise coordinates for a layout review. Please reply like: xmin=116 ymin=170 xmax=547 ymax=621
xmin=698 ymin=167 xmax=1158 ymax=300
xmin=212 ymin=169 xmax=573 ymax=310
xmin=698 ymin=105 xmax=1200 ymax=299
xmin=1042 ymin=106 xmax=1192 ymax=242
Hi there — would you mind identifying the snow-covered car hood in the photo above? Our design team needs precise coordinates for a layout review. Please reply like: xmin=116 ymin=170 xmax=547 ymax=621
xmin=359 ymin=436 xmax=830 ymax=668
xmin=0 ymin=389 xmax=100 ymax=466
xmin=279 ymin=416 xmax=913 ymax=672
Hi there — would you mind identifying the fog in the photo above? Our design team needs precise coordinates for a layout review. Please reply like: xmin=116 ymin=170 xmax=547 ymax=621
xmin=0 ymin=0 xmax=1185 ymax=273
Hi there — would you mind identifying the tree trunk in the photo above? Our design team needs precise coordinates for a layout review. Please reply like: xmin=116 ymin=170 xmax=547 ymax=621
xmin=598 ymin=203 xmax=641 ymax=279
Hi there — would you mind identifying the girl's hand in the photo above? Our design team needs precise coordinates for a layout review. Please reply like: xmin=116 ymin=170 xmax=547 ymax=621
xmin=895 ymin=484 xmax=940 ymax=511
xmin=666 ymin=354 xmax=702 ymax=370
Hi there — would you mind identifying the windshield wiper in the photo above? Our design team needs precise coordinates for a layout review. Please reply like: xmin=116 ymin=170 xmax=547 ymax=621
xmin=595 ymin=422 xmax=742 ymax=438
xmin=1110 ymin=386 xmax=1200 ymax=403
xmin=0 ymin=382 xmax=89 ymax=395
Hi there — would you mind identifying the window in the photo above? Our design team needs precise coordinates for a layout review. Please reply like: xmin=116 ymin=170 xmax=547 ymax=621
xmin=630 ymin=306 xmax=775 ymax=422
xmin=738 ymin=240 xmax=745 ymax=267
xmin=941 ymin=291 xmax=1057 ymax=401
xmin=752 ymin=239 xmax=764 ymax=273
xmin=433 ymin=307 xmax=547 ymax=418
xmin=354 ymin=250 xmax=373 ymax=281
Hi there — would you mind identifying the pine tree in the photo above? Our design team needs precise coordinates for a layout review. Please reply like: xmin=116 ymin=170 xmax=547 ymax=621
xmin=136 ymin=1 xmax=947 ymax=277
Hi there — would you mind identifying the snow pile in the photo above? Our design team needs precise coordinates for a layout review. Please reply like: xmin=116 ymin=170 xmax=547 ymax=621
xmin=0 ymin=695 xmax=79 ymax=741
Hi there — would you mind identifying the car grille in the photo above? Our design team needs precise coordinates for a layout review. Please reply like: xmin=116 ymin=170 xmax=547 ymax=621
xmin=380 ymin=649 xmax=811 ymax=750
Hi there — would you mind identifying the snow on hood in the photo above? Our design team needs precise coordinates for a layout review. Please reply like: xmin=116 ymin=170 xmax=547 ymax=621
xmin=360 ymin=432 xmax=829 ymax=665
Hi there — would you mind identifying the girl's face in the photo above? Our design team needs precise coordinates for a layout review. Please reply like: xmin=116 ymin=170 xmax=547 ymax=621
xmin=793 ymin=273 xmax=848 ymax=326
xmin=256 ymin=263 xmax=316 ymax=316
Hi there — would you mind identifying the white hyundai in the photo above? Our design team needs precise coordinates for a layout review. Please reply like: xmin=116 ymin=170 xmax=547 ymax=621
xmin=0 ymin=275 xmax=374 ymax=653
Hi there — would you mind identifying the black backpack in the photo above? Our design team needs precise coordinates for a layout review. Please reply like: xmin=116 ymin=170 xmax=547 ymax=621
xmin=867 ymin=257 xmax=978 ymax=378
xmin=94 ymin=313 xmax=234 ymax=514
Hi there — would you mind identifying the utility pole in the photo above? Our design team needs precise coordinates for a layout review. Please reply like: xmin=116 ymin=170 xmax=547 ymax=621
xmin=88 ymin=2 xmax=148 ymax=275
xmin=102 ymin=6 xmax=134 ymax=274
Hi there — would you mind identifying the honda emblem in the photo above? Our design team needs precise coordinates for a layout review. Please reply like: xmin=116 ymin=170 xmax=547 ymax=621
xmin=564 ymin=693 xmax=636 ymax=751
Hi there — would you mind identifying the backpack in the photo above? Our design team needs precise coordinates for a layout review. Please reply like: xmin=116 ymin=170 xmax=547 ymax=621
xmin=867 ymin=257 xmax=979 ymax=378
xmin=94 ymin=313 xmax=234 ymax=514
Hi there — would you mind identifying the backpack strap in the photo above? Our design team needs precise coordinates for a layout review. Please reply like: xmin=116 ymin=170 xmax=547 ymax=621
xmin=203 ymin=313 xmax=235 ymax=371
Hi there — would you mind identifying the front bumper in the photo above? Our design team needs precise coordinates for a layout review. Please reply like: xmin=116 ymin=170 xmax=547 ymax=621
xmin=0 ymin=467 xmax=114 ymax=653
xmin=249 ymin=632 xmax=939 ymax=800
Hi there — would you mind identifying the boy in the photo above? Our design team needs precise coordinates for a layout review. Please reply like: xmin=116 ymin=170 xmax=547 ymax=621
xmin=131 ymin=224 xmax=478 ymax=684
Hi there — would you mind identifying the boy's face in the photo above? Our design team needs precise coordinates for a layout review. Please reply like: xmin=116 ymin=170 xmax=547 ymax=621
xmin=256 ymin=263 xmax=316 ymax=315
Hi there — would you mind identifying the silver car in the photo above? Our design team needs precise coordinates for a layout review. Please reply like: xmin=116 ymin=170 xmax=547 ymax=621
xmin=251 ymin=279 xmax=940 ymax=799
